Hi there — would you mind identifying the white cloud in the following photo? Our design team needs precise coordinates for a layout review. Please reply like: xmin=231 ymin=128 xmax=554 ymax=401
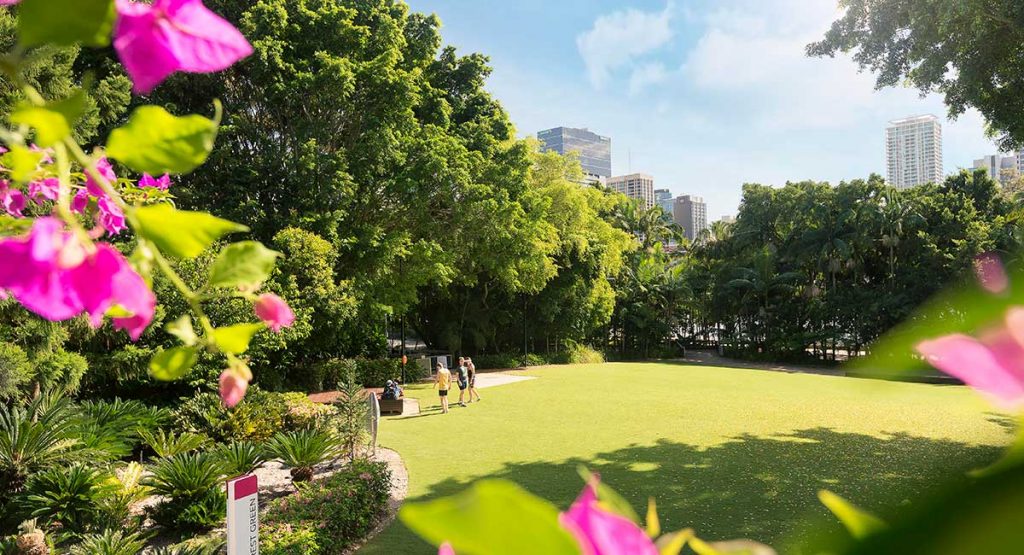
xmin=577 ymin=2 xmax=674 ymax=89
xmin=682 ymin=1 xmax=882 ymax=130
xmin=629 ymin=62 xmax=669 ymax=95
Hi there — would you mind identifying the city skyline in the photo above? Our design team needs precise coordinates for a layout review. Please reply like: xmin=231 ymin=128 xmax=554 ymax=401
xmin=405 ymin=0 xmax=1001 ymax=217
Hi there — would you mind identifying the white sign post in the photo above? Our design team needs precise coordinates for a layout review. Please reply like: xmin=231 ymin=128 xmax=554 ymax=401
xmin=227 ymin=474 xmax=259 ymax=555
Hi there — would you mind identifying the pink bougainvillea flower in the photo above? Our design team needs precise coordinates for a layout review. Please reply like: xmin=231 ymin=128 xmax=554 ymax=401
xmin=71 ymin=190 xmax=90 ymax=213
xmin=86 ymin=157 xmax=117 ymax=197
xmin=139 ymin=173 xmax=172 ymax=190
xmin=219 ymin=370 xmax=248 ymax=408
xmin=0 ymin=1 xmax=19 ymax=6
xmin=917 ymin=307 xmax=1024 ymax=410
xmin=560 ymin=478 xmax=658 ymax=555
xmin=1 ymin=185 xmax=26 ymax=217
xmin=974 ymin=253 xmax=1009 ymax=294
xmin=255 ymin=293 xmax=295 ymax=332
xmin=0 ymin=217 xmax=154 ymax=339
xmin=97 ymin=196 xmax=127 ymax=235
xmin=114 ymin=0 xmax=254 ymax=94
xmin=437 ymin=543 xmax=455 ymax=555
xmin=28 ymin=178 xmax=60 ymax=203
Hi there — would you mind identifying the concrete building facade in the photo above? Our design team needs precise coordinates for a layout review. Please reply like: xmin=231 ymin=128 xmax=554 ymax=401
xmin=608 ymin=173 xmax=655 ymax=210
xmin=673 ymin=195 xmax=708 ymax=241
xmin=885 ymin=115 xmax=943 ymax=188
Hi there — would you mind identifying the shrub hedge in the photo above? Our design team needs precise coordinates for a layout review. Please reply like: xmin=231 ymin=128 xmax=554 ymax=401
xmin=261 ymin=459 xmax=392 ymax=554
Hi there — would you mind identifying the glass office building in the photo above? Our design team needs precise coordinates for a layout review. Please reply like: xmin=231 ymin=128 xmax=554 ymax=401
xmin=537 ymin=127 xmax=612 ymax=181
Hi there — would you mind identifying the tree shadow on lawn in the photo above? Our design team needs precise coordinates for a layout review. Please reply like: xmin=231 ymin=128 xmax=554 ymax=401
xmin=366 ymin=428 xmax=1004 ymax=554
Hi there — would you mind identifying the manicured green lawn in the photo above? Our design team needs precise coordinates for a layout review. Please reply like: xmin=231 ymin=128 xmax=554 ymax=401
xmin=360 ymin=362 xmax=1011 ymax=553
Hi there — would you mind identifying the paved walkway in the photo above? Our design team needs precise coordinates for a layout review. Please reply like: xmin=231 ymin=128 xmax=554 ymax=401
xmin=473 ymin=371 xmax=536 ymax=389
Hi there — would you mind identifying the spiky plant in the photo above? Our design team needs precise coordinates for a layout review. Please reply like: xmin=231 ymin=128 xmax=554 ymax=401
xmin=137 ymin=428 xmax=209 ymax=458
xmin=0 ymin=393 xmax=78 ymax=495
xmin=264 ymin=430 xmax=342 ymax=482
xmin=143 ymin=452 xmax=226 ymax=530
xmin=95 ymin=462 xmax=151 ymax=529
xmin=331 ymin=369 xmax=368 ymax=461
xmin=23 ymin=464 xmax=111 ymax=534
xmin=67 ymin=529 xmax=147 ymax=555
xmin=213 ymin=441 xmax=266 ymax=477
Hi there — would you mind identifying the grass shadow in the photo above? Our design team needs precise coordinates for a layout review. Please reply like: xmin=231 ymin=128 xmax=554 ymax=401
xmin=361 ymin=428 xmax=1002 ymax=554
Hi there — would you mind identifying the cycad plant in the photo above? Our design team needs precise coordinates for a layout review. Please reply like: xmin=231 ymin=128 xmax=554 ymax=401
xmin=213 ymin=441 xmax=266 ymax=477
xmin=23 ymin=464 xmax=111 ymax=534
xmin=265 ymin=430 xmax=342 ymax=482
xmin=137 ymin=428 xmax=209 ymax=458
xmin=0 ymin=394 xmax=78 ymax=495
xmin=68 ymin=529 xmax=147 ymax=555
xmin=143 ymin=453 xmax=226 ymax=531
xmin=95 ymin=462 xmax=150 ymax=530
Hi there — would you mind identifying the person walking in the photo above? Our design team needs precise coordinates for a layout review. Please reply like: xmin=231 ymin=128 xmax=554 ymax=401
xmin=455 ymin=357 xmax=469 ymax=407
xmin=467 ymin=358 xmax=481 ymax=402
xmin=434 ymin=362 xmax=452 ymax=414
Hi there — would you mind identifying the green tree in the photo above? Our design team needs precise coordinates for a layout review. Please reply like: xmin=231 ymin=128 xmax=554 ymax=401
xmin=808 ymin=0 xmax=1024 ymax=150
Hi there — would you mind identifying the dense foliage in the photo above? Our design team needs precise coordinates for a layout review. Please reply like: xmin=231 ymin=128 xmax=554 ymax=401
xmin=684 ymin=171 xmax=1022 ymax=361
xmin=261 ymin=459 xmax=392 ymax=555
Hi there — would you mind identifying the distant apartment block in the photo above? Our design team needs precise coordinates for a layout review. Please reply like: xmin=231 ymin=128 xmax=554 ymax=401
xmin=673 ymin=195 xmax=708 ymax=241
xmin=537 ymin=127 xmax=612 ymax=182
xmin=654 ymin=188 xmax=673 ymax=217
xmin=974 ymin=150 xmax=1024 ymax=185
xmin=719 ymin=215 xmax=736 ymax=224
xmin=608 ymin=173 xmax=655 ymax=210
xmin=885 ymin=115 xmax=943 ymax=189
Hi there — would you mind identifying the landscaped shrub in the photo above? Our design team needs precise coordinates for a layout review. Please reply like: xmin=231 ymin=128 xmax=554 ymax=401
xmin=261 ymin=459 xmax=391 ymax=554
xmin=0 ymin=342 xmax=31 ymax=400
xmin=174 ymin=389 xmax=287 ymax=443
xmin=354 ymin=357 xmax=402 ymax=387
xmin=213 ymin=441 xmax=267 ymax=477
xmin=264 ymin=430 xmax=342 ymax=482
xmin=0 ymin=395 xmax=78 ymax=497
xmin=137 ymin=429 xmax=209 ymax=458
xmin=143 ymin=453 xmax=226 ymax=531
xmin=94 ymin=462 xmax=149 ymax=531
xmin=21 ymin=464 xmax=109 ymax=535
xmin=68 ymin=529 xmax=147 ymax=555
xmin=473 ymin=353 xmax=557 ymax=370
xmin=281 ymin=393 xmax=336 ymax=431
xmin=331 ymin=371 xmax=368 ymax=462
xmin=564 ymin=342 xmax=605 ymax=364
xmin=75 ymin=398 xmax=172 ymax=458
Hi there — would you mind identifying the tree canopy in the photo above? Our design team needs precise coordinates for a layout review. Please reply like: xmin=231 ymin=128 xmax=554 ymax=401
xmin=808 ymin=0 xmax=1024 ymax=150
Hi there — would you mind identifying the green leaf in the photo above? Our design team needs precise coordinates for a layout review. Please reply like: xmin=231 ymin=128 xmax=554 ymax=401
xmin=133 ymin=204 xmax=247 ymax=259
xmin=400 ymin=479 xmax=581 ymax=555
xmin=10 ymin=90 xmax=87 ymax=147
xmin=106 ymin=103 xmax=220 ymax=175
xmin=207 ymin=241 xmax=281 ymax=289
xmin=19 ymin=0 xmax=116 ymax=47
xmin=212 ymin=323 xmax=264 ymax=355
xmin=577 ymin=465 xmax=641 ymax=524
xmin=1 ymin=146 xmax=44 ymax=183
xmin=818 ymin=490 xmax=886 ymax=540
xmin=149 ymin=347 xmax=198 ymax=381
xmin=166 ymin=316 xmax=198 ymax=347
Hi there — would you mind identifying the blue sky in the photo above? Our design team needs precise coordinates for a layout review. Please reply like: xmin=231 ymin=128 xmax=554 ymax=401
xmin=406 ymin=0 xmax=1000 ymax=219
